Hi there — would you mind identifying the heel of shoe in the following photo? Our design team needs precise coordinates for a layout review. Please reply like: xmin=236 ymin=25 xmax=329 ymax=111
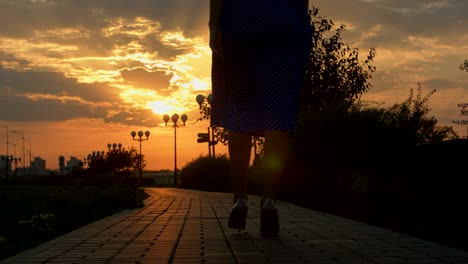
xmin=229 ymin=197 xmax=248 ymax=231
xmin=260 ymin=198 xmax=279 ymax=236
xmin=260 ymin=208 xmax=279 ymax=236
xmin=228 ymin=206 xmax=248 ymax=231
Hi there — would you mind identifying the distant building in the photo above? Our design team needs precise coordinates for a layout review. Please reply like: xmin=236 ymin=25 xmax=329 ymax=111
xmin=0 ymin=155 xmax=12 ymax=177
xmin=66 ymin=156 xmax=82 ymax=171
xmin=31 ymin=156 xmax=47 ymax=176
xmin=59 ymin=156 xmax=65 ymax=176
xmin=58 ymin=156 xmax=84 ymax=175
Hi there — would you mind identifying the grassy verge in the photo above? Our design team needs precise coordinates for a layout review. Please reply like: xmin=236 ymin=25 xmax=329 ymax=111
xmin=0 ymin=182 xmax=148 ymax=260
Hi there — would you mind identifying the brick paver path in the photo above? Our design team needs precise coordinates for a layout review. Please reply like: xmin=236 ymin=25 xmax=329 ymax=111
xmin=2 ymin=188 xmax=468 ymax=263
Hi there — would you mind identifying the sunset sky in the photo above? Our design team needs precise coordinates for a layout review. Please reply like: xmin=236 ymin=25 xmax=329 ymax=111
xmin=0 ymin=0 xmax=467 ymax=170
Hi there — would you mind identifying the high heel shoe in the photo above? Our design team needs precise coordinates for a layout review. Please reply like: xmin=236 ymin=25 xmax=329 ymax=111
xmin=260 ymin=198 xmax=279 ymax=237
xmin=228 ymin=197 xmax=248 ymax=232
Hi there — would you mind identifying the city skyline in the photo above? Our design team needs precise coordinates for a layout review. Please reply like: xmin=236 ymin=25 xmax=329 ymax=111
xmin=0 ymin=121 xmax=227 ymax=170
xmin=1 ymin=0 xmax=467 ymax=170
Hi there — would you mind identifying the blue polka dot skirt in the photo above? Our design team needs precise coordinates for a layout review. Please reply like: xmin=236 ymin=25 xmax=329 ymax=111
xmin=210 ymin=0 xmax=312 ymax=136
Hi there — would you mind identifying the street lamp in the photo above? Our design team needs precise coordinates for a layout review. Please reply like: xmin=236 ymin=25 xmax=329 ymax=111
xmin=163 ymin=113 xmax=188 ymax=185
xmin=12 ymin=130 xmax=25 ymax=176
xmin=107 ymin=143 xmax=122 ymax=152
xmin=1 ymin=155 xmax=19 ymax=177
xmin=131 ymin=131 xmax=150 ymax=181
xmin=12 ymin=156 xmax=21 ymax=177
xmin=24 ymin=137 xmax=32 ymax=176
xmin=0 ymin=125 xmax=9 ymax=177
xmin=8 ymin=143 xmax=21 ymax=177
xmin=196 ymin=94 xmax=217 ymax=157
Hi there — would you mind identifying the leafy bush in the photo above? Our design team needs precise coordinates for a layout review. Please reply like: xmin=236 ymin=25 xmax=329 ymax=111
xmin=382 ymin=84 xmax=459 ymax=145
xmin=294 ymin=85 xmax=458 ymax=175
xmin=86 ymin=147 xmax=141 ymax=176
xmin=179 ymin=154 xmax=231 ymax=192
xmin=299 ymin=7 xmax=376 ymax=116
xmin=280 ymin=85 xmax=466 ymax=250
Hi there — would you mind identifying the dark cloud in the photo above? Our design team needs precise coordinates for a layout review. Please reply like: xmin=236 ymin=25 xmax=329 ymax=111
xmin=420 ymin=78 xmax=459 ymax=90
xmin=87 ymin=0 xmax=210 ymax=37
xmin=0 ymin=66 xmax=171 ymax=126
xmin=0 ymin=0 xmax=207 ymax=60
xmin=0 ymin=0 xmax=210 ymax=38
xmin=0 ymin=68 xmax=120 ymax=102
xmin=104 ymin=108 xmax=161 ymax=126
xmin=314 ymin=0 xmax=468 ymax=49
xmin=0 ymin=51 xmax=30 ymax=67
xmin=140 ymin=35 xmax=194 ymax=60
xmin=0 ymin=95 xmax=108 ymax=122
xmin=120 ymin=67 xmax=173 ymax=94
xmin=0 ymin=67 xmax=124 ymax=123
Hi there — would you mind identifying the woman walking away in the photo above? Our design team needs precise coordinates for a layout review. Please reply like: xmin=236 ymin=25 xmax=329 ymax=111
xmin=209 ymin=0 xmax=312 ymax=236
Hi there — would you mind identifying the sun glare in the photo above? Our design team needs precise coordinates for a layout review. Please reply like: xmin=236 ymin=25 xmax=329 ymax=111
xmin=191 ymin=78 xmax=210 ymax=91
xmin=150 ymin=101 xmax=175 ymax=115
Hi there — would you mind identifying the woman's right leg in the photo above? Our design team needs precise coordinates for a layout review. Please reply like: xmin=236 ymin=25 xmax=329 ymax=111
xmin=227 ymin=131 xmax=251 ymax=231
xmin=228 ymin=131 xmax=252 ymax=201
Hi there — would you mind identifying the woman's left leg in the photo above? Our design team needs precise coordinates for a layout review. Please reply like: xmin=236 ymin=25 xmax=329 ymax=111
xmin=262 ymin=130 xmax=289 ymax=200
xmin=260 ymin=130 xmax=290 ymax=236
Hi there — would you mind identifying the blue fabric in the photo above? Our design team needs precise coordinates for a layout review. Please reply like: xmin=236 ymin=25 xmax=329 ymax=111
xmin=211 ymin=0 xmax=312 ymax=136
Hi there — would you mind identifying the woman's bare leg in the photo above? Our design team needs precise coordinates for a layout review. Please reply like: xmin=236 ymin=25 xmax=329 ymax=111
xmin=228 ymin=131 xmax=252 ymax=201
xmin=262 ymin=130 xmax=289 ymax=200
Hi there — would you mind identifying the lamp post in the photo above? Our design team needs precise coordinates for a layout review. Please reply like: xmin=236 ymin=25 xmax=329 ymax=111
xmin=13 ymin=156 xmax=21 ymax=177
xmin=83 ymin=156 xmax=88 ymax=168
xmin=196 ymin=94 xmax=217 ymax=157
xmin=107 ymin=143 xmax=122 ymax=152
xmin=163 ymin=113 xmax=188 ymax=186
xmin=131 ymin=131 xmax=150 ymax=181
xmin=24 ymin=137 xmax=32 ymax=176
xmin=9 ymin=143 xmax=20 ymax=176
xmin=3 ymin=155 xmax=17 ymax=177
xmin=107 ymin=143 xmax=122 ymax=176
xmin=12 ymin=130 xmax=25 ymax=176
xmin=85 ymin=151 xmax=105 ymax=173
xmin=0 ymin=125 xmax=8 ymax=177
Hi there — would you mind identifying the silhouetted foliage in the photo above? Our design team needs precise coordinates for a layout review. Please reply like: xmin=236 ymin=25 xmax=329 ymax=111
xmin=197 ymin=98 xmax=229 ymax=145
xmin=179 ymin=154 xmax=231 ymax=192
xmin=451 ymin=61 xmax=468 ymax=137
xmin=452 ymin=103 xmax=468 ymax=138
xmin=299 ymin=7 xmax=376 ymax=117
xmin=293 ymin=85 xmax=458 ymax=181
xmin=460 ymin=59 xmax=468 ymax=72
xmin=281 ymin=82 xmax=465 ymax=250
xmin=292 ymin=85 xmax=458 ymax=185
xmin=383 ymin=84 xmax=459 ymax=145
xmin=87 ymin=147 xmax=141 ymax=176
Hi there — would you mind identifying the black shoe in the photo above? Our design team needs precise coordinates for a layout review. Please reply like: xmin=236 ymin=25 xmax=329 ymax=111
xmin=260 ymin=199 xmax=279 ymax=237
xmin=228 ymin=197 xmax=248 ymax=232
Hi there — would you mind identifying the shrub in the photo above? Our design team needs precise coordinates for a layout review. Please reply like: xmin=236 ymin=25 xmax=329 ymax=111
xmin=179 ymin=154 xmax=231 ymax=192
xmin=280 ymin=85 xmax=466 ymax=250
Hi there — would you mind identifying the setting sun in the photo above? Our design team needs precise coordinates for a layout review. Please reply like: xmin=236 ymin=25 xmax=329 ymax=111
xmin=150 ymin=100 xmax=174 ymax=115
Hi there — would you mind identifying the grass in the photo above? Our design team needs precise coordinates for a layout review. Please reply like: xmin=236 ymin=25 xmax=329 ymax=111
xmin=0 ymin=179 xmax=148 ymax=261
